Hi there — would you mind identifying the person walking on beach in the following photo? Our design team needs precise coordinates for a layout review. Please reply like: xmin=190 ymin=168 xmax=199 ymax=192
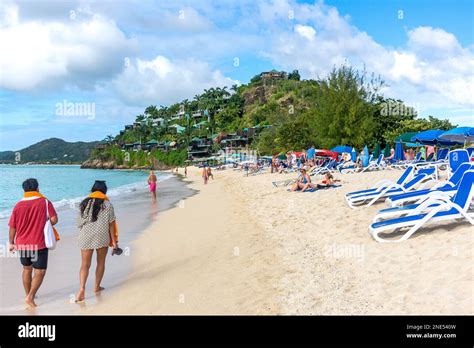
xmin=8 ymin=178 xmax=58 ymax=308
xmin=75 ymin=180 xmax=120 ymax=303
xmin=207 ymin=166 xmax=213 ymax=180
xmin=202 ymin=165 xmax=209 ymax=184
xmin=184 ymin=166 xmax=187 ymax=177
xmin=147 ymin=170 xmax=157 ymax=202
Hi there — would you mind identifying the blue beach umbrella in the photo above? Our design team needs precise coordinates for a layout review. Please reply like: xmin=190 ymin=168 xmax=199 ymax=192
xmin=411 ymin=129 xmax=460 ymax=146
xmin=383 ymin=143 xmax=391 ymax=157
xmin=331 ymin=145 xmax=353 ymax=154
xmin=439 ymin=127 xmax=474 ymax=145
xmin=363 ymin=145 xmax=369 ymax=156
xmin=351 ymin=147 xmax=357 ymax=162
xmin=395 ymin=141 xmax=405 ymax=161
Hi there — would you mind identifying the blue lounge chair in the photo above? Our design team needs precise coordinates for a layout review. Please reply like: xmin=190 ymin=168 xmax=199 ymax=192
xmin=311 ymin=159 xmax=337 ymax=176
xmin=340 ymin=155 xmax=373 ymax=174
xmin=386 ymin=163 xmax=473 ymax=207
xmin=449 ymin=149 xmax=470 ymax=176
xmin=411 ymin=148 xmax=450 ymax=179
xmin=346 ymin=168 xmax=436 ymax=208
xmin=345 ymin=166 xmax=414 ymax=198
xmin=361 ymin=154 xmax=385 ymax=172
xmin=379 ymin=163 xmax=474 ymax=216
xmin=391 ymin=152 xmax=422 ymax=169
xmin=369 ymin=170 xmax=474 ymax=243
xmin=467 ymin=147 xmax=474 ymax=159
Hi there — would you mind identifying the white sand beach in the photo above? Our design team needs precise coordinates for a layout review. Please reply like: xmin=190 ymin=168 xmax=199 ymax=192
xmin=85 ymin=166 xmax=473 ymax=315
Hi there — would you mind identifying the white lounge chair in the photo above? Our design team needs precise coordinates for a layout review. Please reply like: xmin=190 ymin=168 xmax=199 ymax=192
xmin=346 ymin=167 xmax=436 ymax=208
xmin=369 ymin=169 xmax=474 ymax=242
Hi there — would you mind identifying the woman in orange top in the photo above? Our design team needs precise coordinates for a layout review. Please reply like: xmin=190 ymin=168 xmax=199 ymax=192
xmin=75 ymin=180 xmax=120 ymax=303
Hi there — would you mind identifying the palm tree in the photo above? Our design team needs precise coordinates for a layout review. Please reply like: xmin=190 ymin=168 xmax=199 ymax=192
xmin=104 ymin=134 xmax=114 ymax=144
xmin=145 ymin=105 xmax=158 ymax=119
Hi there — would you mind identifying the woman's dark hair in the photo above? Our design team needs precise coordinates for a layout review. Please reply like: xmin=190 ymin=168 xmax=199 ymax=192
xmin=91 ymin=180 xmax=107 ymax=194
xmin=79 ymin=181 xmax=108 ymax=222
xmin=22 ymin=178 xmax=39 ymax=192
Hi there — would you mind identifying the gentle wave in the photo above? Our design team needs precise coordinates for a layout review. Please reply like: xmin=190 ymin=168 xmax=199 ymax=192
xmin=0 ymin=173 xmax=173 ymax=220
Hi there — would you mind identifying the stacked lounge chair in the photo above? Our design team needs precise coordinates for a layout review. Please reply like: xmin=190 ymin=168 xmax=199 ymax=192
xmin=345 ymin=167 xmax=436 ymax=208
xmin=369 ymin=169 xmax=474 ymax=242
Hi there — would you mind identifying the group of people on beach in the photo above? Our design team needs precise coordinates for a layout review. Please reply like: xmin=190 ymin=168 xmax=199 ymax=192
xmin=271 ymin=145 xmax=329 ymax=174
xmin=8 ymin=178 xmax=123 ymax=307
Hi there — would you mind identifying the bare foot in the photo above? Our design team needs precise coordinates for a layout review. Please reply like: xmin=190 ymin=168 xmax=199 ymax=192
xmin=75 ymin=289 xmax=85 ymax=303
xmin=94 ymin=286 xmax=105 ymax=293
xmin=25 ymin=296 xmax=37 ymax=308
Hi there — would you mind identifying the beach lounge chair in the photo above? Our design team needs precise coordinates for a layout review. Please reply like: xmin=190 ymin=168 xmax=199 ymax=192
xmin=361 ymin=154 xmax=385 ymax=172
xmin=340 ymin=155 xmax=374 ymax=174
xmin=390 ymin=152 xmax=422 ymax=170
xmin=411 ymin=148 xmax=449 ymax=178
xmin=345 ymin=166 xmax=414 ymax=199
xmin=467 ymin=147 xmax=474 ymax=159
xmin=310 ymin=159 xmax=337 ymax=176
xmin=345 ymin=167 xmax=436 ymax=208
xmin=369 ymin=169 xmax=474 ymax=243
xmin=386 ymin=163 xmax=473 ymax=207
xmin=448 ymin=149 xmax=470 ymax=177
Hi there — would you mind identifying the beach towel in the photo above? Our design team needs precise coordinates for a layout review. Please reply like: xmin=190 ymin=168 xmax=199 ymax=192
xmin=304 ymin=184 xmax=342 ymax=192
xmin=88 ymin=191 xmax=119 ymax=247
xmin=22 ymin=191 xmax=60 ymax=242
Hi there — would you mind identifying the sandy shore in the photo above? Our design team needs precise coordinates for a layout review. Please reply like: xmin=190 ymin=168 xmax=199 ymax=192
xmin=87 ymin=165 xmax=472 ymax=315
xmin=0 ymin=175 xmax=195 ymax=314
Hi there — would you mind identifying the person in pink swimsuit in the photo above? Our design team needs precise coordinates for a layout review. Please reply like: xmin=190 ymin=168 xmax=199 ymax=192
xmin=147 ymin=171 xmax=157 ymax=202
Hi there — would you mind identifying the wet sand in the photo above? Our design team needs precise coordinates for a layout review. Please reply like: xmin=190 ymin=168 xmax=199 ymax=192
xmin=0 ymin=174 xmax=195 ymax=314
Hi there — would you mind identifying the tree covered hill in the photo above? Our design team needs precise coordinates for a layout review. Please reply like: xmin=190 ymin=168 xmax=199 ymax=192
xmin=95 ymin=66 xmax=455 ymax=164
xmin=0 ymin=138 xmax=99 ymax=163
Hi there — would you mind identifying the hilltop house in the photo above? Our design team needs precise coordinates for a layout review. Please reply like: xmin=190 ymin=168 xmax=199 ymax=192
xmin=260 ymin=70 xmax=287 ymax=80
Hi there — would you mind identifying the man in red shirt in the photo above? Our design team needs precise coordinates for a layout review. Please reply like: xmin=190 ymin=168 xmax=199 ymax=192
xmin=8 ymin=178 xmax=58 ymax=308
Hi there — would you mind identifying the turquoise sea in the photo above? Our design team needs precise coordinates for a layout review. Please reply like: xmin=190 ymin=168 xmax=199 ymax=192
xmin=0 ymin=164 xmax=171 ymax=219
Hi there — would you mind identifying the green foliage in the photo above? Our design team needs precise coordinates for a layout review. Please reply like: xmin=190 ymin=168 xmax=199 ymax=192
xmin=383 ymin=116 xmax=456 ymax=144
xmin=151 ymin=149 xmax=187 ymax=166
xmin=96 ymin=66 xmax=456 ymax=161
xmin=0 ymin=138 xmax=98 ymax=163
xmin=288 ymin=69 xmax=301 ymax=81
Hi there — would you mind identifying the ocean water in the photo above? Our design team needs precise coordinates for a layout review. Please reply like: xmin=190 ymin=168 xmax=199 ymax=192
xmin=0 ymin=166 xmax=196 ymax=314
xmin=0 ymin=164 xmax=171 ymax=219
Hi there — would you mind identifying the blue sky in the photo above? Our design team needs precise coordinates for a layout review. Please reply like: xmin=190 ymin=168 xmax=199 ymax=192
xmin=0 ymin=0 xmax=473 ymax=150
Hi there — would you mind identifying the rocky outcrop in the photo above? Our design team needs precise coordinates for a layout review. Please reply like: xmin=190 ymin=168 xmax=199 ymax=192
xmin=243 ymin=85 xmax=268 ymax=105
xmin=80 ymin=158 xmax=173 ymax=170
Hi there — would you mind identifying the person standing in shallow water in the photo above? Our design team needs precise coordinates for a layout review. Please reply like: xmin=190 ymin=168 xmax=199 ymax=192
xmin=75 ymin=180 xmax=118 ymax=302
xmin=147 ymin=170 xmax=157 ymax=203
xmin=8 ymin=178 xmax=58 ymax=308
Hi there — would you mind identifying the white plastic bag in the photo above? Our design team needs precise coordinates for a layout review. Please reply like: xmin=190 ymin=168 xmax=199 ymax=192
xmin=44 ymin=199 xmax=56 ymax=250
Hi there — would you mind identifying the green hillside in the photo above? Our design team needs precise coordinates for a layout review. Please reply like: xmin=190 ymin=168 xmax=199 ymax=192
xmin=0 ymin=138 xmax=99 ymax=163
xmin=90 ymin=66 xmax=455 ymax=166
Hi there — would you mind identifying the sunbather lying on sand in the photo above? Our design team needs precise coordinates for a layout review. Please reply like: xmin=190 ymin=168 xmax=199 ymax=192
xmin=308 ymin=172 xmax=341 ymax=190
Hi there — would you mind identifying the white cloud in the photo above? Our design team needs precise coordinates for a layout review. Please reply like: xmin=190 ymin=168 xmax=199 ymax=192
xmin=260 ymin=1 xmax=474 ymax=113
xmin=294 ymin=24 xmax=316 ymax=41
xmin=113 ymin=55 xmax=237 ymax=105
xmin=407 ymin=27 xmax=461 ymax=56
xmin=1 ymin=0 xmax=472 ymax=123
xmin=389 ymin=52 xmax=422 ymax=83
xmin=0 ymin=3 xmax=136 ymax=91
